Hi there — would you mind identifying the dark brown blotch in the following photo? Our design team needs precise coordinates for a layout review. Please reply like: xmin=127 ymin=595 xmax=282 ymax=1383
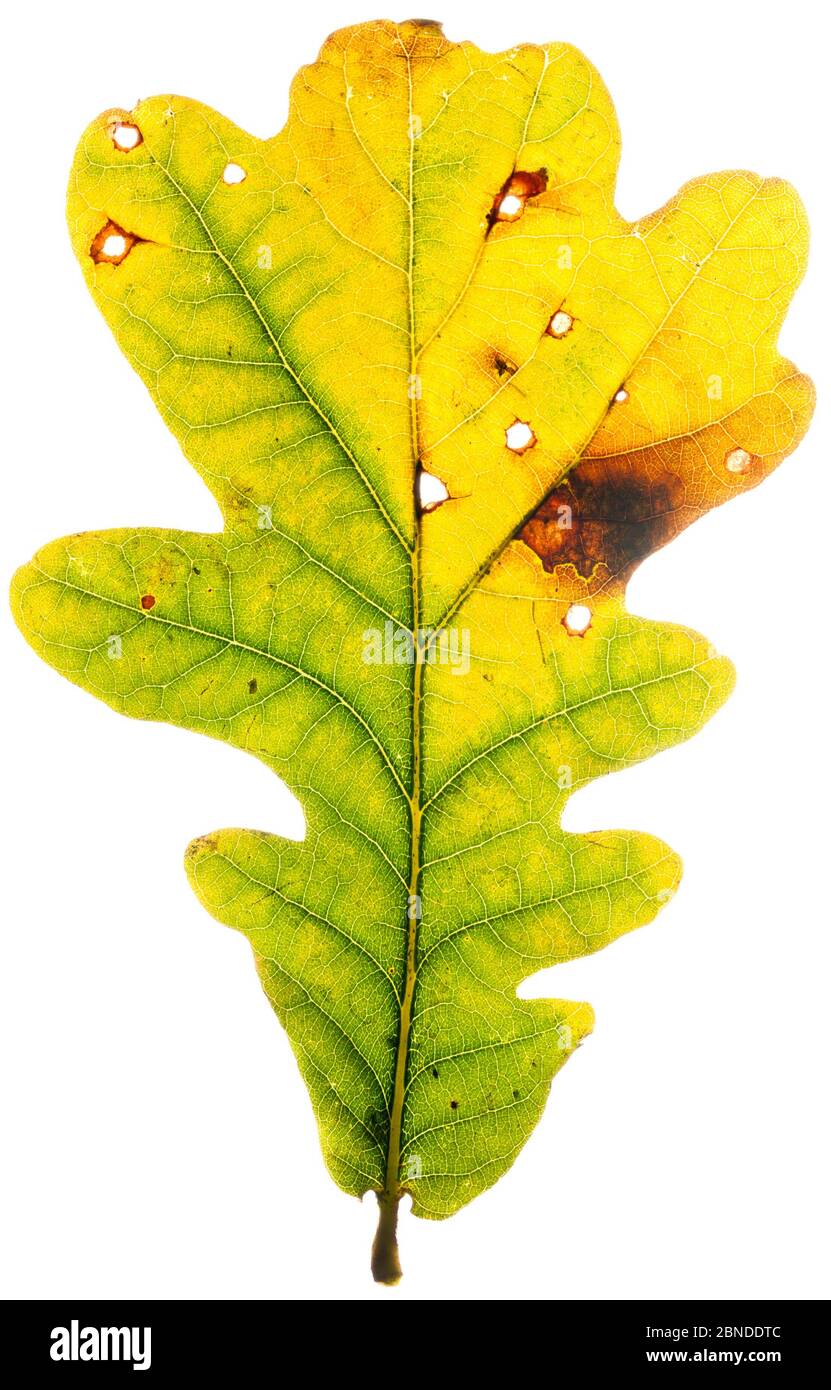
xmin=520 ymin=456 xmax=686 ymax=587
xmin=493 ymin=352 xmax=517 ymax=379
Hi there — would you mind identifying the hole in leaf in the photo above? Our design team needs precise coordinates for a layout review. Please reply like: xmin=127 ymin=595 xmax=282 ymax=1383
xmin=103 ymin=234 xmax=126 ymax=258
xmin=562 ymin=603 xmax=591 ymax=636
xmin=222 ymin=162 xmax=247 ymax=185
xmin=417 ymin=468 xmax=449 ymax=512
xmin=505 ymin=420 xmax=535 ymax=453
xmin=547 ymin=310 xmax=573 ymax=339
xmin=497 ymin=193 xmax=523 ymax=220
xmin=90 ymin=221 xmax=138 ymax=265
xmin=110 ymin=121 xmax=142 ymax=151
xmin=613 ymin=387 xmax=629 ymax=403
xmin=725 ymin=447 xmax=752 ymax=474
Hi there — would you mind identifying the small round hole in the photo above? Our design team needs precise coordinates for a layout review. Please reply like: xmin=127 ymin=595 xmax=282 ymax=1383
xmin=222 ymin=162 xmax=247 ymax=185
xmin=613 ymin=387 xmax=629 ymax=403
xmin=90 ymin=222 xmax=137 ymax=265
xmin=110 ymin=122 xmax=142 ymax=151
xmin=505 ymin=420 xmax=535 ymax=452
xmin=725 ymin=447 xmax=752 ymax=474
xmin=496 ymin=193 xmax=524 ymax=220
xmin=547 ymin=310 xmax=573 ymax=339
xmin=563 ymin=603 xmax=592 ymax=636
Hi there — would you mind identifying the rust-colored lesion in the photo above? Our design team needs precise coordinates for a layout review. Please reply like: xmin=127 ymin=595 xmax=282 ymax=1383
xmin=519 ymin=369 xmax=816 ymax=596
xmin=90 ymin=220 xmax=143 ymax=265
xmin=488 ymin=168 xmax=549 ymax=225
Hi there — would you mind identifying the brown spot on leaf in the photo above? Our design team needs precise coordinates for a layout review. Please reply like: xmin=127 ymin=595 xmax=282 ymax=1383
xmin=488 ymin=168 xmax=548 ymax=226
xmin=520 ymin=456 xmax=684 ymax=589
xmin=493 ymin=353 xmax=517 ymax=379
xmin=506 ymin=169 xmax=548 ymax=199
xmin=140 ymin=594 xmax=156 ymax=610
xmin=189 ymin=833 xmax=219 ymax=857
xmin=248 ymin=677 xmax=258 ymax=693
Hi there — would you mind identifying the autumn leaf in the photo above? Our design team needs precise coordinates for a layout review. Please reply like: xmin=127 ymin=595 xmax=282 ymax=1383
xmin=10 ymin=19 xmax=813 ymax=1284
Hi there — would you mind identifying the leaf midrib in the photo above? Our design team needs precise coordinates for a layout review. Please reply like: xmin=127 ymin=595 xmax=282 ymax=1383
xmin=377 ymin=31 xmax=421 ymax=1220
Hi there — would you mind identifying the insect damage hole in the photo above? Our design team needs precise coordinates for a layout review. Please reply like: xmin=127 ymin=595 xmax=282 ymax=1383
xmin=417 ymin=468 xmax=449 ymax=512
xmin=725 ymin=447 xmax=752 ymax=474
xmin=109 ymin=121 xmax=142 ymax=151
xmin=496 ymin=193 xmax=524 ymax=220
xmin=505 ymin=420 xmax=536 ymax=453
xmin=90 ymin=222 xmax=137 ymax=265
xmin=562 ymin=603 xmax=592 ymax=636
xmin=222 ymin=162 xmax=247 ymax=185
xmin=613 ymin=386 xmax=629 ymax=403
xmin=547 ymin=310 xmax=573 ymax=339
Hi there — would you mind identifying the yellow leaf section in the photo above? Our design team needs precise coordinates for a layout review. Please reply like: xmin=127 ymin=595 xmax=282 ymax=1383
xmin=522 ymin=368 xmax=813 ymax=592
xmin=419 ymin=164 xmax=811 ymax=622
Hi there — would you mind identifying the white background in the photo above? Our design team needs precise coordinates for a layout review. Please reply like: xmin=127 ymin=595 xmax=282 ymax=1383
xmin=1 ymin=0 xmax=828 ymax=1302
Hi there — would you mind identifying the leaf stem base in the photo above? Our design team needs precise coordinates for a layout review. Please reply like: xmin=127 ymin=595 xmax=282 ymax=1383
xmin=371 ymin=1194 xmax=402 ymax=1285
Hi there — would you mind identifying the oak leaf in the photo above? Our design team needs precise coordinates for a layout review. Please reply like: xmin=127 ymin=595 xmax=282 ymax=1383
xmin=11 ymin=19 xmax=813 ymax=1283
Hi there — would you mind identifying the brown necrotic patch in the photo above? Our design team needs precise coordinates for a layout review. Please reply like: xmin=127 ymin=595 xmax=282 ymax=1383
xmin=520 ymin=456 xmax=686 ymax=587
xmin=90 ymin=221 xmax=142 ymax=265
xmin=504 ymin=169 xmax=548 ymax=199
xmin=488 ymin=168 xmax=548 ymax=226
